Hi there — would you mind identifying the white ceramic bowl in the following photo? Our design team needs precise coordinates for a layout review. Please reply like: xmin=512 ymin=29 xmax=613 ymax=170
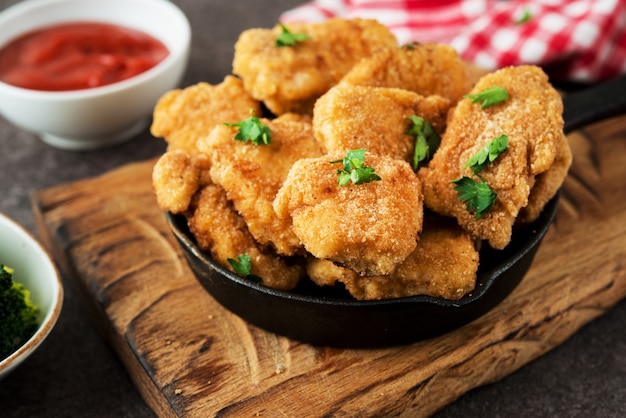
xmin=0 ymin=0 xmax=191 ymax=150
xmin=0 ymin=212 xmax=63 ymax=380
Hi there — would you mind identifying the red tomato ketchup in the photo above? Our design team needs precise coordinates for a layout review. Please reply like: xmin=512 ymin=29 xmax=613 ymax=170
xmin=0 ymin=22 xmax=169 ymax=91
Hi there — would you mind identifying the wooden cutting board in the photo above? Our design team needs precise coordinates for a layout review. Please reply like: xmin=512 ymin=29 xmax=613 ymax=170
xmin=32 ymin=116 xmax=626 ymax=417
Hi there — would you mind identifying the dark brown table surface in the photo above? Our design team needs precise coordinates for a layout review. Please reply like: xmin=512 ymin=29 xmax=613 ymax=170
xmin=0 ymin=0 xmax=624 ymax=416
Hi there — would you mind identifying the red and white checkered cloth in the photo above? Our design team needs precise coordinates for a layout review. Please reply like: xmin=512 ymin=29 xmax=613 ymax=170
xmin=280 ymin=0 xmax=626 ymax=82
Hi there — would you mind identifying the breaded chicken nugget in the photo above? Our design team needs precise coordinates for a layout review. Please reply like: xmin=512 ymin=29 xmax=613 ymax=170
xmin=518 ymin=130 xmax=572 ymax=224
xmin=151 ymin=76 xmax=261 ymax=153
xmin=187 ymin=184 xmax=305 ymax=291
xmin=341 ymin=43 xmax=472 ymax=105
xmin=232 ymin=18 xmax=398 ymax=116
xmin=418 ymin=65 xmax=565 ymax=249
xmin=152 ymin=149 xmax=211 ymax=214
xmin=274 ymin=152 xmax=423 ymax=276
xmin=307 ymin=215 xmax=478 ymax=300
xmin=197 ymin=115 xmax=324 ymax=256
xmin=313 ymin=84 xmax=450 ymax=161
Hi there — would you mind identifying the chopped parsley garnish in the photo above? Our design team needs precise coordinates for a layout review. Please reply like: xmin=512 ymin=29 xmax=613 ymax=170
xmin=451 ymin=176 xmax=497 ymax=219
xmin=224 ymin=114 xmax=271 ymax=145
xmin=331 ymin=149 xmax=382 ymax=186
xmin=465 ymin=86 xmax=509 ymax=108
xmin=275 ymin=23 xmax=310 ymax=47
xmin=464 ymin=135 xmax=509 ymax=174
xmin=406 ymin=115 xmax=440 ymax=171
xmin=402 ymin=41 xmax=420 ymax=50
xmin=452 ymin=135 xmax=508 ymax=218
xmin=515 ymin=8 xmax=533 ymax=24
xmin=227 ymin=254 xmax=262 ymax=283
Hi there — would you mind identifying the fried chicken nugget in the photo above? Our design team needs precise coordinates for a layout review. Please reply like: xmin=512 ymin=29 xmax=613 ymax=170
xmin=274 ymin=152 xmax=423 ymax=276
xmin=187 ymin=184 xmax=305 ymax=291
xmin=341 ymin=43 xmax=472 ymax=105
xmin=197 ymin=115 xmax=324 ymax=256
xmin=518 ymin=130 xmax=572 ymax=224
xmin=151 ymin=76 xmax=261 ymax=153
xmin=232 ymin=18 xmax=398 ymax=116
xmin=307 ymin=215 xmax=478 ymax=300
xmin=418 ymin=65 xmax=565 ymax=249
xmin=152 ymin=149 xmax=211 ymax=214
xmin=313 ymin=84 xmax=450 ymax=161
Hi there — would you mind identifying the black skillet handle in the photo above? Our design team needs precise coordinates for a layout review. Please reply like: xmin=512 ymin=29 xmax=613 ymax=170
xmin=562 ymin=74 xmax=626 ymax=134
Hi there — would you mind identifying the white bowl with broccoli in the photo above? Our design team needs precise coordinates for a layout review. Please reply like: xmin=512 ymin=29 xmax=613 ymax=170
xmin=0 ymin=212 xmax=63 ymax=380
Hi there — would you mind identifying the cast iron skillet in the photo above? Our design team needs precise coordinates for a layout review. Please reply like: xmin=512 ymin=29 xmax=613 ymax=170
xmin=166 ymin=74 xmax=626 ymax=348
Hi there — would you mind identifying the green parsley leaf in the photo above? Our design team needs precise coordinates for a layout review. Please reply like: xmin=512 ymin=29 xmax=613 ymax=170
xmin=515 ymin=8 xmax=533 ymax=24
xmin=402 ymin=41 xmax=420 ymax=50
xmin=330 ymin=149 xmax=382 ymax=186
xmin=275 ymin=23 xmax=310 ymax=47
xmin=406 ymin=115 xmax=441 ymax=171
xmin=224 ymin=115 xmax=271 ymax=145
xmin=350 ymin=166 xmax=380 ymax=185
xmin=452 ymin=135 xmax=507 ymax=218
xmin=465 ymin=135 xmax=509 ymax=174
xmin=227 ymin=254 xmax=262 ymax=283
xmin=465 ymin=86 xmax=509 ymax=109
xmin=451 ymin=176 xmax=497 ymax=219
xmin=227 ymin=254 xmax=252 ymax=275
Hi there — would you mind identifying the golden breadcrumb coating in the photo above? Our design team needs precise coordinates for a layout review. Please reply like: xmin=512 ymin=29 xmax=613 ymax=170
xmin=341 ymin=43 xmax=472 ymax=105
xmin=271 ymin=112 xmax=312 ymax=124
xmin=307 ymin=214 xmax=478 ymax=300
xmin=232 ymin=18 xmax=398 ymax=116
xmin=150 ymin=76 xmax=261 ymax=153
xmin=307 ymin=258 xmax=351 ymax=288
xmin=197 ymin=116 xmax=324 ymax=256
xmin=152 ymin=150 xmax=211 ymax=214
xmin=418 ymin=65 xmax=565 ymax=249
xmin=187 ymin=184 xmax=305 ymax=291
xmin=518 ymin=130 xmax=572 ymax=223
xmin=313 ymin=83 xmax=450 ymax=161
xmin=274 ymin=152 xmax=423 ymax=276
xmin=149 ymin=16 xmax=569 ymax=299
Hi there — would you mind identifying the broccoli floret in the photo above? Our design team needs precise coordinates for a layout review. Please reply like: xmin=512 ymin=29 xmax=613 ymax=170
xmin=0 ymin=264 xmax=40 ymax=360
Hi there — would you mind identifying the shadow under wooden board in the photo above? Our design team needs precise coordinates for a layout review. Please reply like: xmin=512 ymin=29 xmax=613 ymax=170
xmin=32 ymin=116 xmax=626 ymax=417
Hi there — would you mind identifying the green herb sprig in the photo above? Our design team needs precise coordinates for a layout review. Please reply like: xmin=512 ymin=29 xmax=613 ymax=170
xmin=331 ymin=149 xmax=382 ymax=186
xmin=452 ymin=135 xmax=509 ymax=219
xmin=451 ymin=176 xmax=497 ymax=219
xmin=402 ymin=41 xmax=420 ymax=50
xmin=465 ymin=86 xmax=509 ymax=109
xmin=406 ymin=115 xmax=441 ymax=171
xmin=515 ymin=8 xmax=533 ymax=24
xmin=227 ymin=254 xmax=262 ymax=283
xmin=464 ymin=134 xmax=509 ymax=174
xmin=224 ymin=114 xmax=271 ymax=145
xmin=275 ymin=23 xmax=310 ymax=47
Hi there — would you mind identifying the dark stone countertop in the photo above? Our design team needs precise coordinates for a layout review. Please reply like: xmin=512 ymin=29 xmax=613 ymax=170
xmin=0 ymin=0 xmax=624 ymax=416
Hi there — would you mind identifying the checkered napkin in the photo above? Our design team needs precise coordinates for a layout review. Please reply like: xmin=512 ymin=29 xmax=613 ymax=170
xmin=280 ymin=0 xmax=626 ymax=82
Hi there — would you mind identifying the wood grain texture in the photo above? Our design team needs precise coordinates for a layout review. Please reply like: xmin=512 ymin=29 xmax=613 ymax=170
xmin=32 ymin=116 xmax=626 ymax=417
